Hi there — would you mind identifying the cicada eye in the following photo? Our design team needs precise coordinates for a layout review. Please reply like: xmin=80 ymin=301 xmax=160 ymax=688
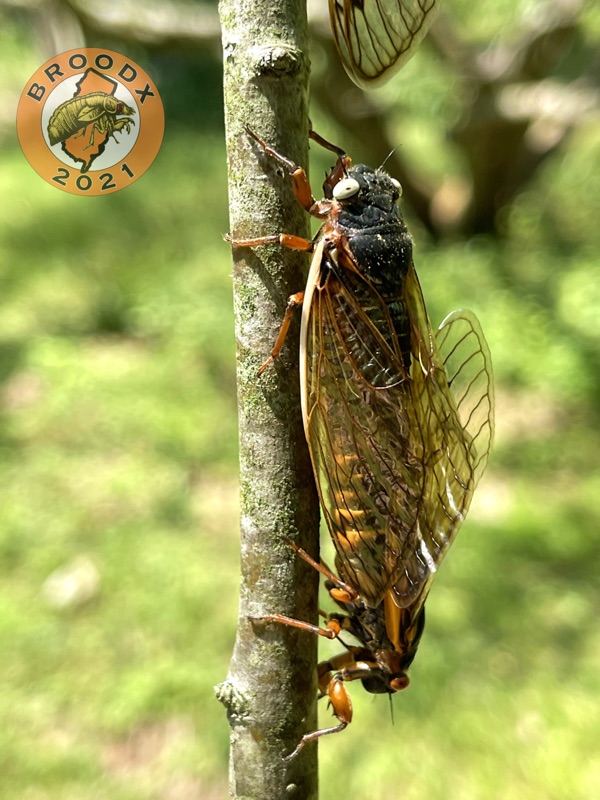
xmin=390 ymin=178 xmax=402 ymax=196
xmin=332 ymin=177 xmax=360 ymax=200
xmin=390 ymin=674 xmax=410 ymax=692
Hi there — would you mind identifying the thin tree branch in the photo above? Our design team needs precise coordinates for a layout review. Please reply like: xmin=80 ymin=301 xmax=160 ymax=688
xmin=216 ymin=0 xmax=320 ymax=796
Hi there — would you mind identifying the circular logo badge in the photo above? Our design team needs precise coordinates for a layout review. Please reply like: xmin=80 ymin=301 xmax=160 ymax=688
xmin=17 ymin=48 xmax=164 ymax=196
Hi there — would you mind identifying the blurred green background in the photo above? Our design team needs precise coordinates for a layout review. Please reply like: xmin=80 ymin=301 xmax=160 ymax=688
xmin=1 ymin=1 xmax=599 ymax=798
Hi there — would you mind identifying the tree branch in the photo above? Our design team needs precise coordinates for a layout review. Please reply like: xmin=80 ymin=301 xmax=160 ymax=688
xmin=216 ymin=0 xmax=320 ymax=796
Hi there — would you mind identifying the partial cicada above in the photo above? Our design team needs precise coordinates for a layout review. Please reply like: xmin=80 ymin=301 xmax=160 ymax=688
xmin=226 ymin=126 xmax=494 ymax=758
xmin=329 ymin=0 xmax=439 ymax=87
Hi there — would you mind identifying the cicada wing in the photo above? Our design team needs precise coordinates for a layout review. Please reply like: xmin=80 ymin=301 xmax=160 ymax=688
xmin=388 ymin=281 xmax=495 ymax=611
xmin=304 ymin=274 xmax=418 ymax=607
xmin=304 ymin=255 xmax=461 ymax=608
xmin=436 ymin=310 xmax=495 ymax=486
xmin=304 ymin=255 xmax=489 ymax=610
xmin=329 ymin=0 xmax=438 ymax=88
xmin=387 ymin=266 xmax=483 ymax=609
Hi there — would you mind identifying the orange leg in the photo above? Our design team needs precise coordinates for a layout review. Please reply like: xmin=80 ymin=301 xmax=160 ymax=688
xmin=223 ymin=232 xmax=314 ymax=374
xmin=244 ymin=125 xmax=316 ymax=212
xmin=247 ymin=611 xmax=352 ymax=759
xmin=284 ymin=717 xmax=348 ymax=761
xmin=225 ymin=127 xmax=342 ymax=374
xmin=308 ymin=128 xmax=346 ymax=159
xmin=308 ymin=128 xmax=351 ymax=188
xmin=285 ymin=649 xmax=384 ymax=760
xmin=257 ymin=291 xmax=305 ymax=376
xmin=283 ymin=669 xmax=353 ymax=760
xmin=224 ymin=232 xmax=313 ymax=251
xmin=278 ymin=535 xmax=359 ymax=600
xmin=250 ymin=613 xmax=339 ymax=640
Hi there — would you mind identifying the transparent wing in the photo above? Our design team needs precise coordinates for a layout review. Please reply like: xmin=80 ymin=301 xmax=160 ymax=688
xmin=329 ymin=0 xmax=438 ymax=88
xmin=436 ymin=310 xmax=494 ymax=486
xmin=303 ymin=254 xmax=493 ymax=610
xmin=387 ymin=292 xmax=495 ymax=609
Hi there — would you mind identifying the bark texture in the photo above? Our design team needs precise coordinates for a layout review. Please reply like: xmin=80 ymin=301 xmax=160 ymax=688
xmin=216 ymin=0 xmax=320 ymax=797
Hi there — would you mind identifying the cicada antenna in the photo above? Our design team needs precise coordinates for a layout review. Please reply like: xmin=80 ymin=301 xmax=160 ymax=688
xmin=380 ymin=147 xmax=398 ymax=171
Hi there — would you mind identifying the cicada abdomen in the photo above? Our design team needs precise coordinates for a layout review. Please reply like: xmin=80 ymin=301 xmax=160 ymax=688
xmin=329 ymin=0 xmax=439 ymax=87
xmin=227 ymin=127 xmax=494 ymax=758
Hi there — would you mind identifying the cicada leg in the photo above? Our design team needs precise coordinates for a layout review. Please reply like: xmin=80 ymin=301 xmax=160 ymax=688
xmin=224 ymin=232 xmax=314 ymax=374
xmin=283 ymin=685 xmax=350 ymax=761
xmin=249 ymin=536 xmax=367 ymax=759
xmin=308 ymin=128 xmax=351 ymax=188
xmin=250 ymin=545 xmax=349 ymax=639
xmin=250 ymin=613 xmax=339 ymax=640
xmin=245 ymin=125 xmax=353 ymax=212
xmin=248 ymin=615 xmax=352 ymax=760
xmin=72 ymin=124 xmax=88 ymax=142
xmin=83 ymin=124 xmax=95 ymax=149
xmin=244 ymin=125 xmax=317 ymax=213
xmin=225 ymin=126 xmax=340 ymax=373
xmin=308 ymin=128 xmax=346 ymax=159
xmin=249 ymin=533 xmax=359 ymax=639
xmin=284 ymin=650 xmax=384 ymax=760
xmin=257 ymin=289 xmax=305 ymax=376
xmin=278 ymin=534 xmax=359 ymax=602
xmin=111 ymin=117 xmax=134 ymax=141
xmin=85 ymin=119 xmax=101 ymax=149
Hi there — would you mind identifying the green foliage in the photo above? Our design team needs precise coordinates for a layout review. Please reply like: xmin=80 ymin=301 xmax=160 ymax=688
xmin=1 ymin=6 xmax=599 ymax=798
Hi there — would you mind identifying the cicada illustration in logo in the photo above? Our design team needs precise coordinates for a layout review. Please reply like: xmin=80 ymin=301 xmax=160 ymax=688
xmin=17 ymin=48 xmax=164 ymax=196
xmin=47 ymin=88 xmax=136 ymax=173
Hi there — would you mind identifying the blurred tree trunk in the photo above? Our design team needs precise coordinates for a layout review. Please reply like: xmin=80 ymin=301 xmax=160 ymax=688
xmin=216 ymin=0 xmax=320 ymax=797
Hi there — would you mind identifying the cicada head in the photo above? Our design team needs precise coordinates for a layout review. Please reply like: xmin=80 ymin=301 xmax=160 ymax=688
xmin=104 ymin=96 xmax=135 ymax=117
xmin=360 ymin=669 xmax=410 ymax=695
xmin=327 ymin=164 xmax=409 ymax=258
xmin=361 ymin=615 xmax=424 ymax=696
xmin=332 ymin=164 xmax=403 ymax=214
xmin=120 ymin=101 xmax=135 ymax=116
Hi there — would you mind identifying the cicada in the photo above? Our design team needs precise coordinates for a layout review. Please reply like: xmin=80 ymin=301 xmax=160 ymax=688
xmin=47 ymin=92 xmax=135 ymax=150
xmin=227 ymin=127 xmax=494 ymax=758
xmin=329 ymin=0 xmax=438 ymax=87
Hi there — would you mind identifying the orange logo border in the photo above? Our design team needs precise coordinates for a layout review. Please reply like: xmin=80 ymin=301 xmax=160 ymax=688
xmin=17 ymin=48 xmax=164 ymax=196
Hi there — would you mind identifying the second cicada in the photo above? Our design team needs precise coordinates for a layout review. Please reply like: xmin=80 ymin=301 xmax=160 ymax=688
xmin=227 ymin=127 xmax=494 ymax=758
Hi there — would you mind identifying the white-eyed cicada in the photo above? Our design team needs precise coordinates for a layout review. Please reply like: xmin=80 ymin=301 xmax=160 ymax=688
xmin=329 ymin=0 xmax=438 ymax=87
xmin=227 ymin=127 xmax=494 ymax=758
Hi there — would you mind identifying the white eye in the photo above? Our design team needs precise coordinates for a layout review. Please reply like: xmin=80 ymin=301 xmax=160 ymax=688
xmin=332 ymin=177 xmax=360 ymax=200
xmin=390 ymin=178 xmax=402 ymax=196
